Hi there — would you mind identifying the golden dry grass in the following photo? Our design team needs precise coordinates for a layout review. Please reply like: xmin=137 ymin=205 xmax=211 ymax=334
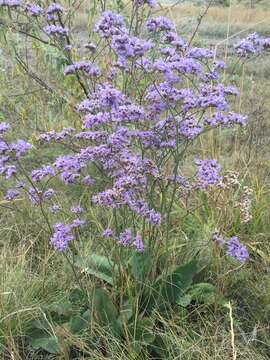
xmin=156 ymin=3 xmax=270 ymax=32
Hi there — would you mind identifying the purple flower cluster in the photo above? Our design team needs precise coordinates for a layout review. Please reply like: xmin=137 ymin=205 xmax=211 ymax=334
xmin=179 ymin=117 xmax=202 ymax=139
xmin=47 ymin=3 xmax=64 ymax=15
xmin=43 ymin=25 xmax=68 ymax=36
xmin=0 ymin=0 xmax=21 ymax=7
xmin=31 ymin=165 xmax=56 ymax=182
xmin=26 ymin=3 xmax=43 ymax=16
xmin=204 ymin=112 xmax=247 ymax=127
xmin=0 ymin=7 xmax=251 ymax=256
xmin=234 ymin=32 xmax=270 ymax=57
xmin=94 ymin=11 xmax=127 ymax=38
xmin=4 ymin=188 xmax=20 ymax=201
xmin=213 ymin=232 xmax=249 ymax=263
xmin=146 ymin=16 xmax=173 ymax=32
xmin=133 ymin=0 xmax=156 ymax=8
xmin=0 ymin=122 xmax=10 ymax=136
xmin=195 ymin=160 xmax=222 ymax=188
xmin=116 ymin=229 xmax=144 ymax=252
xmin=50 ymin=219 xmax=84 ymax=252
xmin=0 ymin=125 xmax=32 ymax=183
xmin=64 ymin=61 xmax=100 ymax=77
xmin=28 ymin=187 xmax=55 ymax=205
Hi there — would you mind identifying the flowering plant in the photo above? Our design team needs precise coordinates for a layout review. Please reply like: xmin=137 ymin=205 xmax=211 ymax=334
xmin=0 ymin=0 xmax=268 ymax=355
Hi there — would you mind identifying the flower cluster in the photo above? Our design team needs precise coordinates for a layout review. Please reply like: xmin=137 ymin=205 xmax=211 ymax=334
xmin=0 ymin=5 xmax=251 ymax=256
xmin=26 ymin=3 xmax=43 ymax=16
xmin=50 ymin=219 xmax=84 ymax=252
xmin=213 ymin=232 xmax=249 ymax=263
xmin=236 ymin=186 xmax=253 ymax=223
xmin=134 ymin=0 xmax=156 ymax=8
xmin=103 ymin=228 xmax=144 ymax=252
xmin=64 ymin=61 xmax=100 ymax=77
xmin=0 ymin=0 xmax=21 ymax=7
xmin=43 ymin=24 xmax=68 ymax=36
xmin=195 ymin=160 xmax=222 ymax=188
xmin=234 ymin=32 xmax=270 ymax=57
xmin=0 ymin=123 xmax=32 ymax=181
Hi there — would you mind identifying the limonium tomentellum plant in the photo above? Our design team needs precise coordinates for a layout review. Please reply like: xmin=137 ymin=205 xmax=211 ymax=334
xmin=1 ymin=1 xmax=269 ymax=265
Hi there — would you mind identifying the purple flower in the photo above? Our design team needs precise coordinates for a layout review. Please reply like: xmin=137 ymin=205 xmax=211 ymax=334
xmin=84 ymin=112 xmax=110 ymax=129
xmin=4 ymin=188 xmax=20 ymax=201
xmin=178 ymin=117 xmax=203 ymax=139
xmin=10 ymin=140 xmax=32 ymax=158
xmin=50 ymin=223 xmax=74 ymax=252
xmin=234 ymin=33 xmax=264 ymax=57
xmin=0 ymin=0 xmax=21 ymax=7
xmin=43 ymin=25 xmax=68 ymax=36
xmin=171 ymin=58 xmax=202 ymax=76
xmin=43 ymin=188 xmax=55 ymax=200
xmin=70 ymin=205 xmax=84 ymax=214
xmin=31 ymin=165 xmax=56 ymax=182
xmin=112 ymin=34 xmax=152 ymax=59
xmin=0 ymin=165 xmax=16 ymax=179
xmin=25 ymin=3 xmax=43 ymax=16
xmin=49 ymin=204 xmax=61 ymax=213
xmin=226 ymin=236 xmax=249 ymax=263
xmin=47 ymin=3 xmax=64 ymax=15
xmin=15 ymin=180 xmax=25 ymax=189
xmin=47 ymin=13 xmax=57 ymax=21
xmin=103 ymin=228 xmax=114 ymax=238
xmin=163 ymin=32 xmax=187 ymax=49
xmin=118 ymin=228 xmax=132 ymax=247
xmin=64 ymin=61 xmax=100 ymax=77
xmin=64 ymin=44 xmax=72 ymax=51
xmin=28 ymin=187 xmax=54 ymax=204
xmin=82 ymin=175 xmax=95 ymax=186
xmin=134 ymin=0 xmax=156 ymax=8
xmin=70 ymin=218 xmax=85 ymax=228
xmin=212 ymin=231 xmax=225 ymax=247
xmin=146 ymin=16 xmax=173 ymax=33
xmin=28 ymin=187 xmax=40 ymax=205
xmin=0 ymin=140 xmax=9 ymax=154
xmin=133 ymin=233 xmax=144 ymax=252
xmin=0 ymin=122 xmax=10 ymax=136
xmin=94 ymin=11 xmax=127 ymax=38
xmin=188 ymin=47 xmax=214 ymax=59
xmin=195 ymin=159 xmax=222 ymax=188
xmin=204 ymin=112 xmax=247 ymax=127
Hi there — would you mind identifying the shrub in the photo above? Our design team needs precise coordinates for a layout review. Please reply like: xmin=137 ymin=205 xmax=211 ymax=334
xmin=0 ymin=0 xmax=269 ymax=357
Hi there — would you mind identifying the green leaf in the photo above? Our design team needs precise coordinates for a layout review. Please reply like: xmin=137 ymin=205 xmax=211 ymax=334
xmin=128 ymin=317 xmax=155 ymax=345
xmin=69 ymin=310 xmax=91 ymax=334
xmin=74 ymin=254 xmax=115 ymax=285
xmin=69 ymin=287 xmax=88 ymax=305
xmin=28 ymin=336 xmax=59 ymax=354
xmin=27 ymin=324 xmax=59 ymax=354
xmin=129 ymin=250 xmax=153 ymax=283
xmin=158 ymin=259 xmax=199 ymax=304
xmin=92 ymin=288 xmax=122 ymax=336
xmin=177 ymin=294 xmax=192 ymax=307
xmin=48 ymin=299 xmax=73 ymax=316
xmin=188 ymin=283 xmax=215 ymax=304
xmin=144 ymin=260 xmax=200 ymax=312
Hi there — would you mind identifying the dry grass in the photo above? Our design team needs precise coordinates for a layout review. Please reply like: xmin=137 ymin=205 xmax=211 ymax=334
xmin=159 ymin=4 xmax=270 ymax=26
